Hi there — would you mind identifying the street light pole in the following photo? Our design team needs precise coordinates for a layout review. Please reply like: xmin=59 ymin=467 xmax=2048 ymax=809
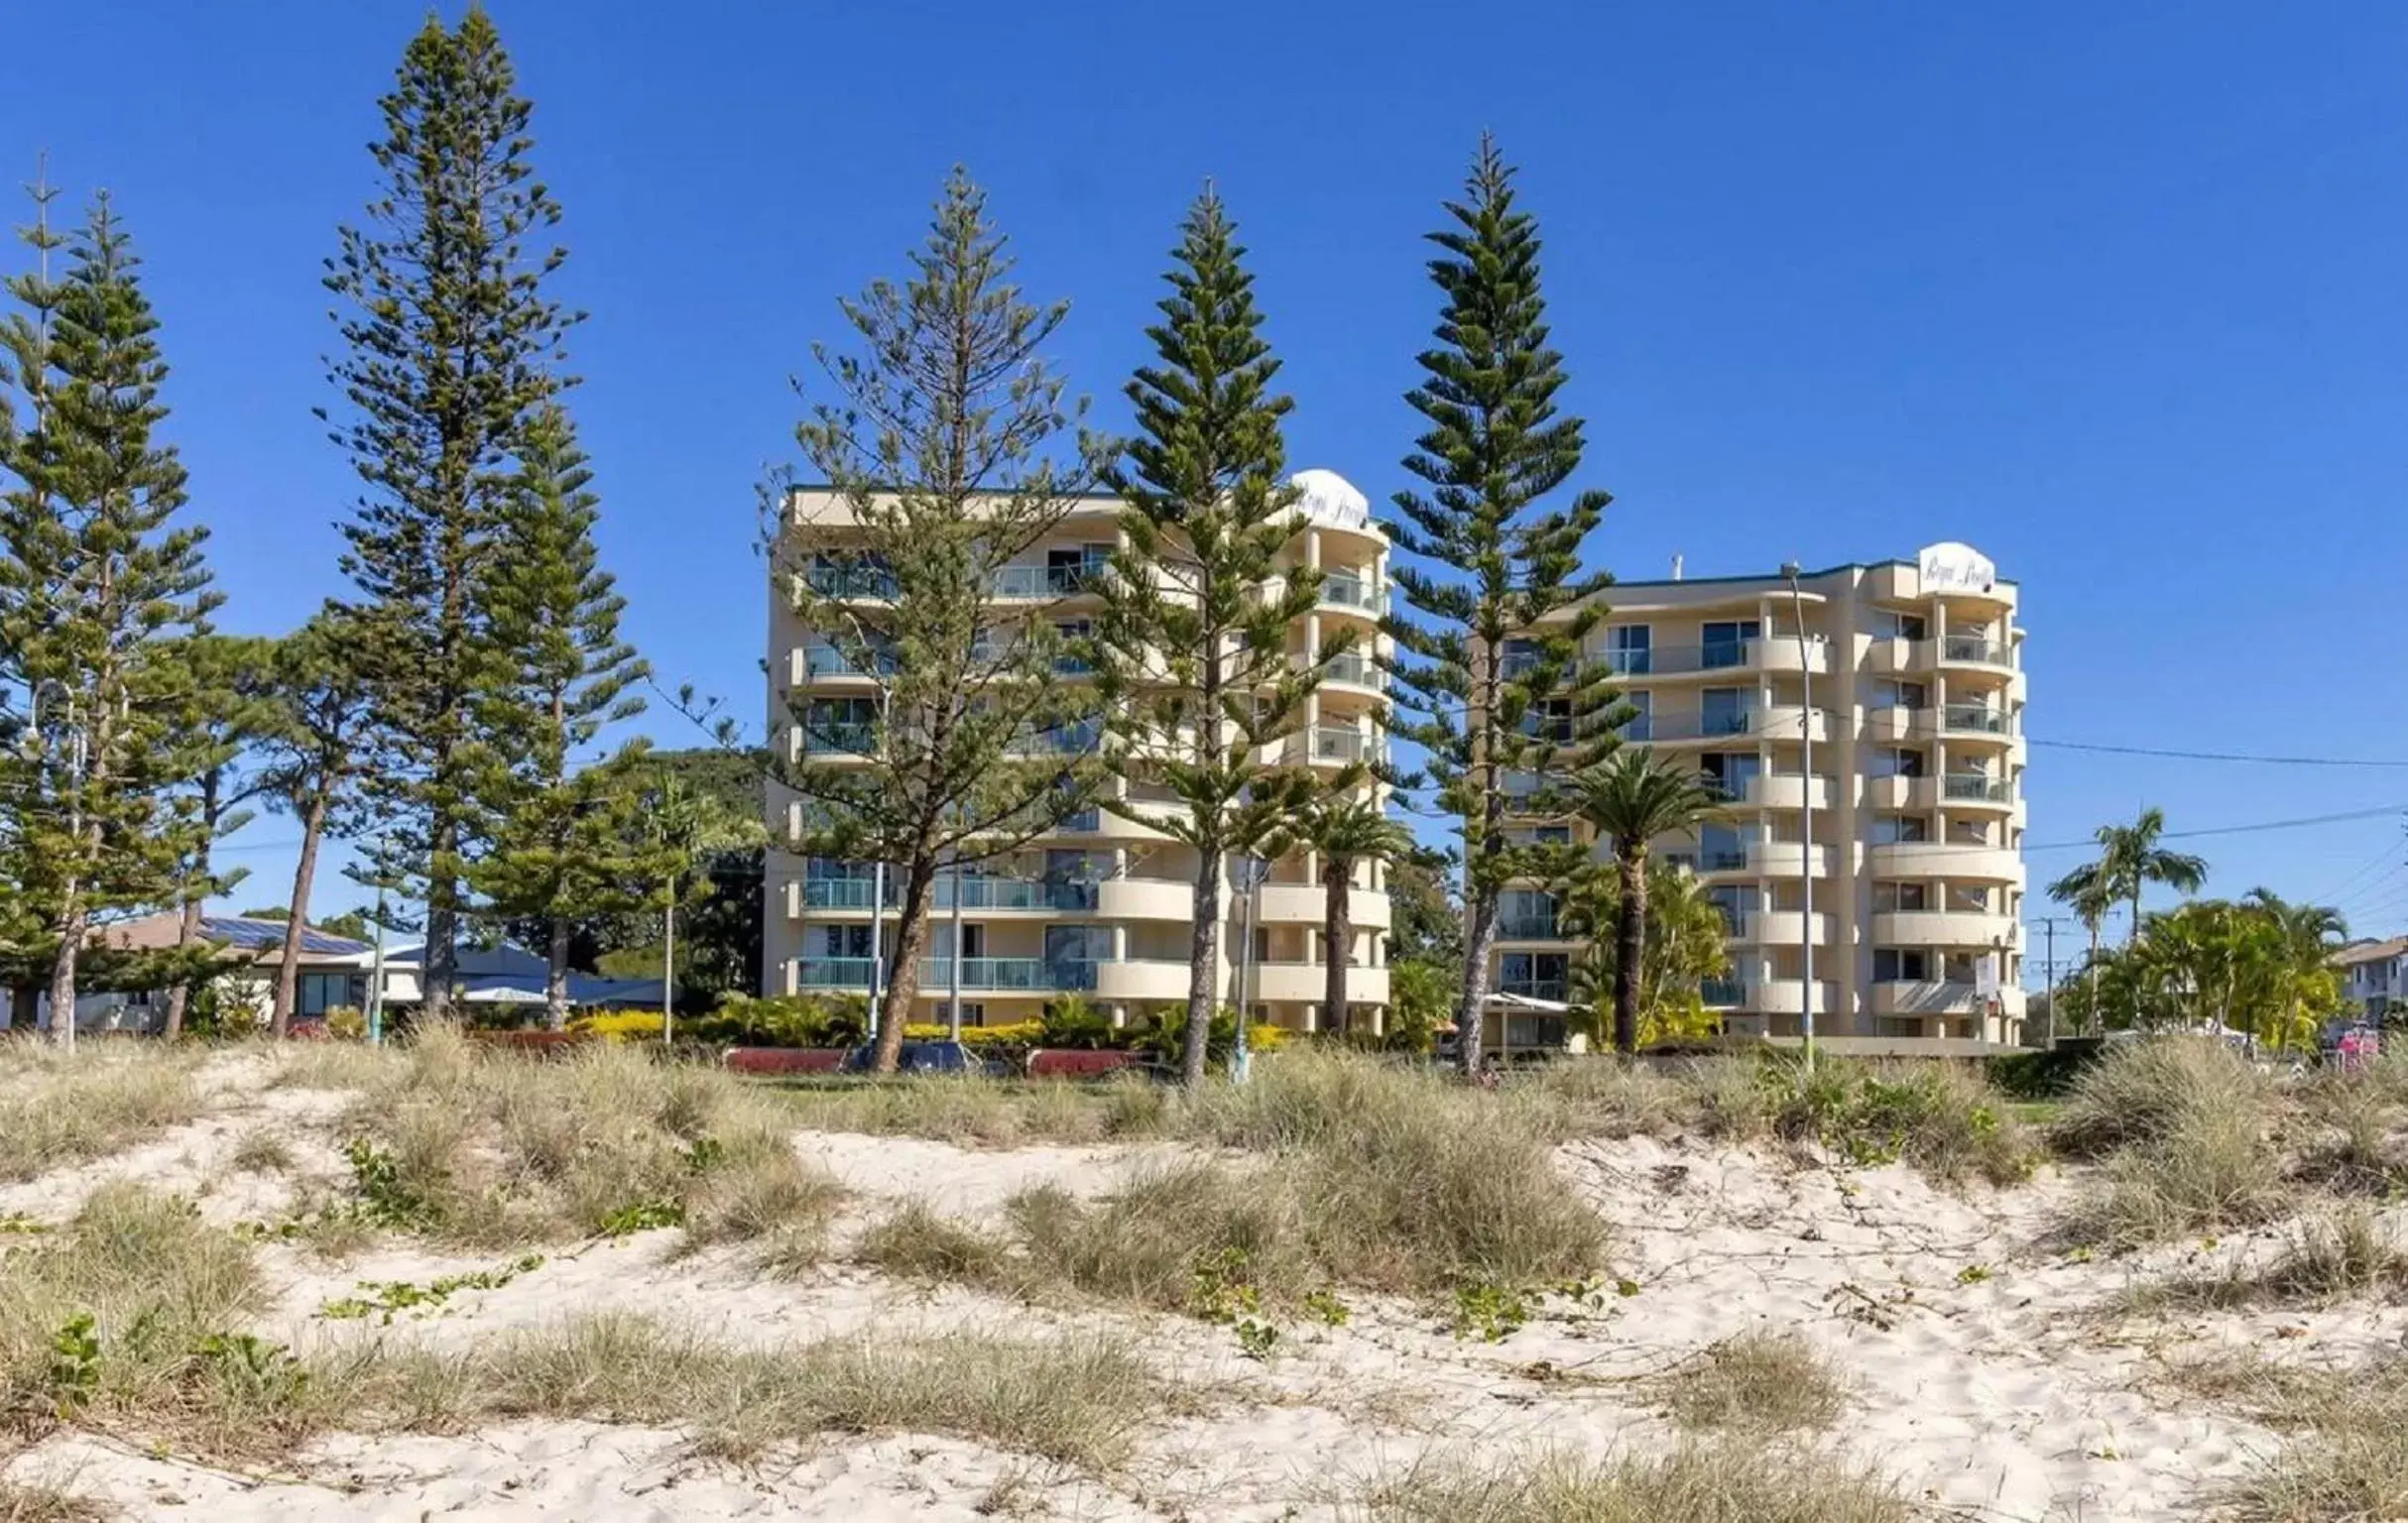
xmin=367 ymin=834 xmax=391 ymax=1046
xmin=1780 ymin=563 xmax=1815 ymax=1073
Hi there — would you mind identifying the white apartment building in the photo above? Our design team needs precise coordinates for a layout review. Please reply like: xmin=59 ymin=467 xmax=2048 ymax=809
xmin=762 ymin=471 xmax=1394 ymax=1032
xmin=1490 ymin=542 xmax=2029 ymax=1056
xmin=2335 ymin=937 xmax=2408 ymax=1021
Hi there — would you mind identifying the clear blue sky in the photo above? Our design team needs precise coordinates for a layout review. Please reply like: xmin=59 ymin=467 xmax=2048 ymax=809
xmin=7 ymin=2 xmax=2406 ymax=969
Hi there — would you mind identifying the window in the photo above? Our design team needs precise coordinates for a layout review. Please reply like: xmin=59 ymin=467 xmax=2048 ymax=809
xmin=1870 ymin=610 xmax=1927 ymax=642
xmin=1701 ymin=620 xmax=1761 ymax=669
xmin=1043 ymin=925 xmax=1113 ymax=967
xmin=1698 ymin=823 xmax=1751 ymax=872
xmin=1619 ymin=689 xmax=1651 ymax=741
xmin=1868 ymin=747 xmax=1927 ymax=778
xmin=1532 ymin=824 xmax=1572 ymax=845
xmin=1522 ymin=698 xmax=1573 ymax=742
xmin=1872 ymin=881 xmax=1928 ymax=912
xmin=1053 ymin=620 xmax=1092 ymax=675
xmin=1699 ymin=752 xmax=1761 ymax=800
xmin=803 ymin=697 xmax=878 ymax=752
xmin=1708 ymin=885 xmax=1757 ymax=934
xmin=298 ymin=973 xmax=363 ymax=1018
xmin=1046 ymin=543 xmax=1111 ymax=592
xmin=1500 ymin=889 xmax=1559 ymax=937
xmin=931 ymin=923 xmax=987 ymax=959
xmin=1605 ymin=625 xmax=1651 ymax=675
xmin=1701 ymin=687 xmax=1752 ymax=737
xmin=1501 ymin=953 xmax=1568 ymax=997
xmin=1874 ymin=949 xmax=1931 ymax=983
xmin=1870 ymin=680 xmax=1928 ymax=711
xmin=817 ymin=925 xmax=874 ymax=959
xmin=1501 ymin=638 xmax=1540 ymax=676
xmin=1869 ymin=814 xmax=1930 ymax=845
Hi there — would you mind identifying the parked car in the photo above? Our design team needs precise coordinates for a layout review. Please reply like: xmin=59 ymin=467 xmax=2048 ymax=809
xmin=840 ymin=1040 xmax=1004 ymax=1076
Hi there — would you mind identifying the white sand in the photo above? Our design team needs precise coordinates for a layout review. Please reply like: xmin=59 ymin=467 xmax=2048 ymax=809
xmin=5 ymin=1056 xmax=2382 ymax=1520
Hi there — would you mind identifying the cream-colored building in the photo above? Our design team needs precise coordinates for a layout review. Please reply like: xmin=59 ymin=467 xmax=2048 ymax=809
xmin=1490 ymin=542 xmax=2028 ymax=1056
xmin=762 ymin=472 xmax=1394 ymax=1031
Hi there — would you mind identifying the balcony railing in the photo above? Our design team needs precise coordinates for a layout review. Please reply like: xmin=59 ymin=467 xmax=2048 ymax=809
xmin=802 ymin=879 xmax=879 ymax=910
xmin=801 ymin=644 xmax=896 ymax=678
xmin=1499 ymin=978 xmax=1567 ymax=1001
xmin=992 ymin=563 xmax=1104 ymax=599
xmin=1700 ymin=977 xmax=1745 ymax=1007
xmin=1941 ymin=705 xmax=2013 ymax=736
xmin=800 ymin=723 xmax=878 ymax=756
xmin=1940 ymin=635 xmax=2011 ymax=666
xmin=1319 ymin=572 xmax=1385 ymax=613
xmin=938 ymin=878 xmax=1098 ymax=911
xmin=804 ymin=564 xmax=897 ymax=599
xmin=1624 ymin=709 xmax=1761 ymax=742
xmin=1497 ymin=910 xmax=1561 ymax=939
xmin=919 ymin=958 xmax=1099 ymax=992
xmin=1698 ymin=846 xmax=1751 ymax=872
xmin=1602 ymin=639 xmax=1828 ymax=676
xmin=1942 ymin=773 xmax=2012 ymax=803
xmin=796 ymin=957 xmax=877 ymax=989
xmin=1313 ymin=726 xmax=1367 ymax=762
xmin=1322 ymin=651 xmax=1375 ymax=686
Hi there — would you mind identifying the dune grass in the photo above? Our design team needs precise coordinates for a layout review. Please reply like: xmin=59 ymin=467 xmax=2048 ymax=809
xmin=0 ymin=1479 xmax=112 ymax=1522
xmin=0 ymin=1045 xmax=205 ymax=1183
xmin=1352 ymin=1444 xmax=1915 ymax=1523
xmin=2169 ymin=1350 xmax=2408 ymax=1522
xmin=2051 ymin=1038 xmax=2283 ymax=1247
xmin=2128 ymin=1206 xmax=2408 ymax=1314
xmin=319 ymin=1027 xmax=841 ymax=1253
xmin=1645 ymin=1329 xmax=1851 ymax=1434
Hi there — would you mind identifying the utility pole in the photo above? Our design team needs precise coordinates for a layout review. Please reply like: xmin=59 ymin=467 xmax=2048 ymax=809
xmin=2040 ymin=916 xmax=2058 ymax=1047
xmin=367 ymin=834 xmax=391 ymax=1046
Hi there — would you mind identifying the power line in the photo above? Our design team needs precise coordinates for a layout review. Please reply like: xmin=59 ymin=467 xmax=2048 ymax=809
xmin=2025 ymin=739 xmax=2408 ymax=768
xmin=2025 ymin=803 xmax=2408 ymax=853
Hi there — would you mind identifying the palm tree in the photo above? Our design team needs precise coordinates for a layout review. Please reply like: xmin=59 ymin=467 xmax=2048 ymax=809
xmin=2045 ymin=857 xmax=2115 ymax=1031
xmin=2099 ymin=807 xmax=2208 ymax=953
xmin=1570 ymin=750 xmax=1722 ymax=1056
xmin=1287 ymin=798 xmax=1412 ymax=1035
xmin=1564 ymin=858 xmax=1729 ymax=1047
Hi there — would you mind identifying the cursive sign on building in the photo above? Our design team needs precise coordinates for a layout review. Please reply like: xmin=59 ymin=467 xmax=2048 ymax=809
xmin=1917 ymin=541 xmax=1996 ymax=594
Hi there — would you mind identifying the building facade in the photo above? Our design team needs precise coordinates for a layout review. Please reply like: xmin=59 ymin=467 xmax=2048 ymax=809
xmin=1490 ymin=542 xmax=2029 ymax=1056
xmin=762 ymin=472 xmax=1394 ymax=1032
xmin=2335 ymin=937 xmax=2407 ymax=1021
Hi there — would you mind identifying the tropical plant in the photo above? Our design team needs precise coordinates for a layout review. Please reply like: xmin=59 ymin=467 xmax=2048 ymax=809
xmin=2100 ymin=807 xmax=2208 ymax=951
xmin=1094 ymin=185 xmax=1347 ymax=1087
xmin=1568 ymin=750 xmax=1722 ymax=1055
xmin=2060 ymin=893 xmax=2347 ymax=1048
xmin=1563 ymin=859 xmax=1730 ymax=1048
xmin=156 ymin=633 xmax=280 ymax=1035
xmin=2045 ymin=858 xmax=2116 ymax=1033
xmin=254 ymin=611 xmax=377 ymax=1035
xmin=1382 ymin=135 xmax=1623 ymax=1074
xmin=1274 ymin=799 xmax=1412 ymax=1035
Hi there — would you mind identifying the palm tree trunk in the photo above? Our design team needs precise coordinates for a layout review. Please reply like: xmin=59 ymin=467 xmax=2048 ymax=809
xmin=1185 ymin=849 xmax=1223 ymax=1088
xmin=1324 ymin=859 xmax=1351 ymax=1036
xmin=2086 ymin=919 xmax=2101 ymax=1033
xmin=1614 ymin=850 xmax=1646 ymax=1057
xmin=166 ymin=765 xmax=222 ymax=1038
xmin=271 ymin=791 xmax=328 ymax=1038
xmin=873 ymin=860 xmax=938 ymax=1074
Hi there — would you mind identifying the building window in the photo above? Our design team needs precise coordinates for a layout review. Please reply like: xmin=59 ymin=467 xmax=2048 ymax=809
xmin=1873 ymin=949 xmax=1930 ymax=983
xmin=298 ymin=973 xmax=364 ymax=1017
xmin=1870 ymin=610 xmax=1927 ymax=642
xmin=1500 ymin=953 xmax=1568 ymax=998
xmin=1604 ymin=625 xmax=1651 ymax=675
xmin=1701 ymin=620 xmax=1760 ymax=669
xmin=1619 ymin=689 xmax=1651 ymax=741
xmin=1872 ymin=880 xmax=1928 ymax=912
xmin=1699 ymin=752 xmax=1760 ymax=800
xmin=1870 ymin=679 xmax=1928 ymax=712
xmin=1868 ymin=747 xmax=1926 ymax=778
xmin=1869 ymin=814 xmax=1929 ymax=845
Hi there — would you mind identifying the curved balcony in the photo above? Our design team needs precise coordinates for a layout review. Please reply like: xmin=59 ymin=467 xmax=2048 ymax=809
xmin=1864 ymin=842 xmax=2023 ymax=883
xmin=1937 ymin=705 xmax=2017 ymax=748
xmin=1098 ymin=878 xmax=1195 ymax=921
xmin=1932 ymin=635 xmax=2016 ymax=678
xmin=1926 ymin=773 xmax=2015 ymax=811
xmin=1315 ymin=570 xmax=1386 ymax=620
xmin=1315 ymin=651 xmax=1384 ymax=696
xmin=1726 ymin=910 xmax=1834 ymax=947
xmin=1743 ymin=773 xmax=1832 ymax=813
xmin=1730 ymin=978 xmax=1843 ymax=1016
xmin=1861 ymin=705 xmax=1918 ymax=743
xmin=1254 ymin=881 xmax=1392 ymax=931
xmin=1250 ymin=961 xmax=1389 ymax=1007
xmin=1870 ymin=980 xmax=1987 ymax=1017
xmin=1628 ymin=707 xmax=1829 ymax=747
xmin=1599 ymin=638 xmax=1830 ymax=683
xmin=1094 ymin=960 xmax=1192 ymax=1004
xmin=1871 ymin=910 xmax=2017 ymax=949
xmin=1747 ymin=840 xmax=1839 ymax=879
xmin=1861 ymin=639 xmax=1925 ymax=677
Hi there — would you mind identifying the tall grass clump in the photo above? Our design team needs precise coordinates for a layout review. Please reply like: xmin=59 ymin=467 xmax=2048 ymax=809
xmin=331 ymin=1027 xmax=841 ymax=1251
xmin=2215 ymin=1353 xmax=2408 ymax=1522
xmin=773 ymin=1073 xmax=1169 ymax=1145
xmin=0 ymin=1046 xmax=205 ymax=1182
xmin=1354 ymin=1444 xmax=1915 ymax=1523
xmin=0 ymin=1185 xmax=317 ymax=1456
xmin=0 ymin=1479 xmax=112 ymax=1522
xmin=1694 ymin=1054 xmax=2036 ymax=1185
xmin=1646 ymin=1329 xmax=1851 ymax=1433
xmin=2136 ymin=1206 xmax=2408 ymax=1312
xmin=2053 ymin=1038 xmax=2279 ymax=1247
xmin=363 ymin=1312 xmax=1167 ymax=1468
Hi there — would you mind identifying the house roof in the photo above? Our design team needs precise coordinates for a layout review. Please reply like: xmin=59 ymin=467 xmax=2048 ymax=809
xmin=92 ymin=911 xmax=371 ymax=962
xmin=2331 ymin=936 xmax=2408 ymax=968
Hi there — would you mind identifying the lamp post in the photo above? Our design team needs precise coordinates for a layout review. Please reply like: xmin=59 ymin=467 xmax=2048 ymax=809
xmin=1779 ymin=562 xmax=1815 ymax=1072
xmin=29 ymin=679 xmax=83 ymax=1052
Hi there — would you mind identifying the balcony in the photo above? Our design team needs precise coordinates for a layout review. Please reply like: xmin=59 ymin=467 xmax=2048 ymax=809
xmin=799 ymin=723 xmax=878 ymax=757
xmin=1864 ymin=842 xmax=2022 ymax=882
xmin=1320 ymin=651 xmax=1378 ymax=689
xmin=1940 ymin=773 xmax=2013 ymax=806
xmin=1870 ymin=981 xmax=1987 ymax=1017
xmin=1726 ymin=910 xmax=1834 ymax=947
xmin=920 ymin=958 xmax=1100 ymax=993
xmin=1318 ymin=572 xmax=1385 ymax=615
xmin=1255 ymin=881 xmax=1392 ymax=931
xmin=1497 ymin=909 xmax=1563 ymax=940
xmin=1599 ymin=638 xmax=1830 ymax=679
xmin=1871 ymin=910 xmax=2016 ymax=948
xmin=1746 ymin=978 xmax=1843 ymax=1016
xmin=992 ymin=563 xmax=1102 ymax=599
xmin=1249 ymin=961 xmax=1390 ymax=1006
xmin=1700 ymin=977 xmax=1745 ymax=1007
xmin=1499 ymin=978 xmax=1568 ymax=1002
xmin=802 ymin=879 xmax=880 ymax=910
xmin=796 ymin=957 xmax=876 ymax=989
xmin=1699 ymin=840 xmax=1836 ymax=879
xmin=1936 ymin=635 xmax=2014 ymax=670
xmin=1311 ymin=726 xmax=1369 ymax=763
xmin=803 ymin=564 xmax=897 ymax=600
xmin=1940 ymin=705 xmax=2014 ymax=738
xmin=940 ymin=878 xmax=1097 ymax=912
xmin=1742 ymin=773 xmax=1832 ymax=812
xmin=797 ymin=644 xmax=895 ymax=681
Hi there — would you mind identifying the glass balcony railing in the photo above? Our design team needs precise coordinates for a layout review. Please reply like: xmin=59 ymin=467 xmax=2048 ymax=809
xmin=1699 ymin=847 xmax=1751 ymax=872
xmin=803 ymin=879 xmax=879 ymax=910
xmin=1319 ymin=572 xmax=1385 ymax=613
xmin=1700 ymin=977 xmax=1745 ymax=1007
xmin=1940 ymin=635 xmax=2011 ymax=666
xmin=992 ymin=563 xmax=1105 ymax=599
xmin=919 ymin=958 xmax=1100 ymax=992
xmin=801 ymin=723 xmax=878 ymax=755
xmin=1625 ymin=709 xmax=1763 ymax=743
xmin=796 ymin=957 xmax=877 ymax=989
xmin=804 ymin=564 xmax=897 ymax=599
xmin=1499 ymin=978 xmax=1568 ymax=1002
xmin=1942 ymin=773 xmax=2012 ymax=803
xmin=1322 ymin=651 xmax=1375 ymax=686
xmin=1313 ymin=727 xmax=1367 ymax=762
xmin=1601 ymin=639 xmax=1827 ymax=676
xmin=802 ymin=644 xmax=897 ymax=678
xmin=936 ymin=878 xmax=1099 ymax=911
xmin=1941 ymin=705 xmax=2013 ymax=736
xmin=1497 ymin=911 xmax=1561 ymax=939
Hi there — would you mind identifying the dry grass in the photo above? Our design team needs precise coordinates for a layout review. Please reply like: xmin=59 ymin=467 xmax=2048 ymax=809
xmin=2051 ymin=1039 xmax=2282 ymax=1247
xmin=341 ymin=1312 xmax=1172 ymax=1469
xmin=328 ymin=1027 xmax=842 ymax=1251
xmin=1645 ymin=1329 xmax=1850 ymax=1434
xmin=854 ymin=1200 xmax=1016 ymax=1286
xmin=774 ymin=1073 xmax=1169 ymax=1145
xmin=2176 ymin=1350 xmax=2408 ymax=1521
xmin=0 ymin=1185 xmax=289 ymax=1456
xmin=0 ymin=1045 xmax=204 ymax=1183
xmin=2130 ymin=1207 xmax=2408 ymax=1313
xmin=0 ymin=1478 xmax=112 ymax=1522
xmin=1352 ymin=1443 xmax=1915 ymax=1523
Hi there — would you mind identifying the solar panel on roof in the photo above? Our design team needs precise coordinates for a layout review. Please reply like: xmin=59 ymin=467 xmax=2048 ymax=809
xmin=197 ymin=917 xmax=370 ymax=957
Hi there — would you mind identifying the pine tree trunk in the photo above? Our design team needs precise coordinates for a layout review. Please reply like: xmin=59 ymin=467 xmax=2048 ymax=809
xmin=544 ymin=916 xmax=571 ymax=1032
xmin=424 ymin=811 xmax=459 ymax=1023
xmin=1323 ymin=860 xmax=1351 ymax=1036
xmin=1185 ymin=849 xmax=1223 ymax=1088
xmin=1614 ymin=850 xmax=1646 ymax=1057
xmin=166 ymin=765 xmax=221 ymax=1037
xmin=272 ymin=793 xmax=328 ymax=1038
xmin=49 ymin=902 xmax=86 ymax=1044
xmin=872 ymin=863 xmax=938 ymax=1074
xmin=1457 ymin=886 xmax=1499 ymax=1076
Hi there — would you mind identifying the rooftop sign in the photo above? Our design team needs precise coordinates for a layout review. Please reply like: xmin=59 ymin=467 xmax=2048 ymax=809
xmin=1918 ymin=541 xmax=1996 ymax=594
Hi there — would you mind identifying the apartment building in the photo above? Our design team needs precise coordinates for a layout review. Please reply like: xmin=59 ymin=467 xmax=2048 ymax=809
xmin=762 ymin=471 xmax=1394 ymax=1032
xmin=1490 ymin=542 xmax=2029 ymax=1056
xmin=2334 ymin=937 xmax=2408 ymax=1021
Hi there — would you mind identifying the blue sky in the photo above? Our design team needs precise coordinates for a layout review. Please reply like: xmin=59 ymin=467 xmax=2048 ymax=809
xmin=6 ymin=2 xmax=2406 ymax=970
